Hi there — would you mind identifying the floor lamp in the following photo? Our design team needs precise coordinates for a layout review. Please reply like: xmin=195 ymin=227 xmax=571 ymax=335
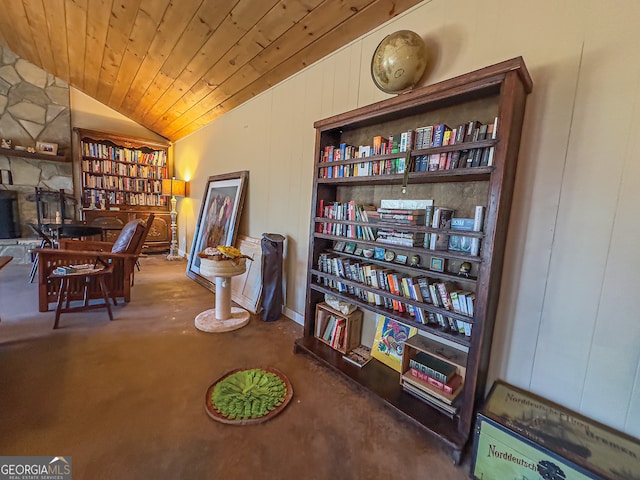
xmin=161 ymin=177 xmax=186 ymax=261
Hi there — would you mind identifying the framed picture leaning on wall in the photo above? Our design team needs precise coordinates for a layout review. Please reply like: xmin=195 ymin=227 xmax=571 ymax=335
xmin=187 ymin=170 xmax=249 ymax=290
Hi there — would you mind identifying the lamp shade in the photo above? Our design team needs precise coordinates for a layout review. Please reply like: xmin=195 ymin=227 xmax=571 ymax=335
xmin=162 ymin=178 xmax=186 ymax=197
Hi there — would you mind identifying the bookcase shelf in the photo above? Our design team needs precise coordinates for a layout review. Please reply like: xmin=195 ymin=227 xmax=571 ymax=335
xmin=295 ymin=57 xmax=532 ymax=462
xmin=73 ymin=128 xmax=172 ymax=251
xmin=74 ymin=128 xmax=170 ymax=210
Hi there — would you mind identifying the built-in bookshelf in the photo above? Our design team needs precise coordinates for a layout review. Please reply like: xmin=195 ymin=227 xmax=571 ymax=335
xmin=294 ymin=58 xmax=532 ymax=462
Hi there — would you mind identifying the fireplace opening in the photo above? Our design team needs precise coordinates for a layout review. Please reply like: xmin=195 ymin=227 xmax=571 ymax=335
xmin=0 ymin=190 xmax=20 ymax=238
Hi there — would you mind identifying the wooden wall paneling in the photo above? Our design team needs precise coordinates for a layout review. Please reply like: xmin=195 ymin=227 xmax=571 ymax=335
xmin=184 ymin=0 xmax=421 ymax=140
xmin=44 ymin=0 xmax=71 ymax=81
xmin=107 ymin=0 xmax=171 ymax=108
xmin=331 ymin=47 xmax=357 ymax=115
xmin=530 ymin=40 xmax=639 ymax=410
xmin=249 ymin=0 xmax=377 ymax=75
xmin=141 ymin=6 xmax=250 ymax=127
xmin=22 ymin=0 xmax=57 ymax=76
xmin=131 ymin=0 xmax=237 ymax=122
xmin=145 ymin=0 xmax=318 ymax=132
xmin=83 ymin=0 xmax=113 ymax=97
xmin=65 ymin=0 xmax=88 ymax=88
xmin=573 ymin=16 xmax=640 ymax=431
xmin=159 ymin=0 xmax=376 ymax=139
xmin=119 ymin=0 xmax=203 ymax=113
xmin=95 ymin=0 xmax=143 ymax=105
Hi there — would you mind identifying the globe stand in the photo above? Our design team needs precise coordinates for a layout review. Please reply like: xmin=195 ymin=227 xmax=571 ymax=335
xmin=195 ymin=258 xmax=250 ymax=333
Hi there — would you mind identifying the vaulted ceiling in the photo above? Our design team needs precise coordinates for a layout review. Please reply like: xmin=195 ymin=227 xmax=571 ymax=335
xmin=0 ymin=0 xmax=420 ymax=142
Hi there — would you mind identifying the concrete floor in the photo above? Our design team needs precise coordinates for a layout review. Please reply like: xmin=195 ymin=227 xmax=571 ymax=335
xmin=0 ymin=255 xmax=472 ymax=479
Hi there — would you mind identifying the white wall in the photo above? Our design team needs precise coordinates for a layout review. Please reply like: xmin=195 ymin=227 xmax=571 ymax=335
xmin=70 ymin=88 xmax=168 ymax=143
xmin=174 ymin=0 xmax=640 ymax=437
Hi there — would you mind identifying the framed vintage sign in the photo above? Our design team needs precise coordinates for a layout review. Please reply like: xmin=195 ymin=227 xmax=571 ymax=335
xmin=186 ymin=171 xmax=249 ymax=291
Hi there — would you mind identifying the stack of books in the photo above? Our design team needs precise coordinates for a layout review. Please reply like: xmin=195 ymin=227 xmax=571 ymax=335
xmin=401 ymin=336 xmax=467 ymax=417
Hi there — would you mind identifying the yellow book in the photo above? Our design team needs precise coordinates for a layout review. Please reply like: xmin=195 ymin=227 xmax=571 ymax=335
xmin=371 ymin=315 xmax=417 ymax=372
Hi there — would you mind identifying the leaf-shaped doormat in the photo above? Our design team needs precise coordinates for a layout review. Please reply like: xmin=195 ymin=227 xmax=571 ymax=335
xmin=205 ymin=367 xmax=293 ymax=425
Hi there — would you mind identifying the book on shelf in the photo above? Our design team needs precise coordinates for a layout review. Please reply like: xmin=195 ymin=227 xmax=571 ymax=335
xmin=470 ymin=206 xmax=484 ymax=256
xmin=401 ymin=381 xmax=459 ymax=416
xmin=342 ymin=345 xmax=373 ymax=368
xmin=402 ymin=371 xmax=462 ymax=405
xmin=448 ymin=217 xmax=475 ymax=253
xmin=429 ymin=207 xmax=455 ymax=250
xmin=371 ymin=315 xmax=418 ymax=373
xmin=409 ymin=367 xmax=463 ymax=395
xmin=409 ymin=351 xmax=458 ymax=384
xmin=404 ymin=335 xmax=468 ymax=376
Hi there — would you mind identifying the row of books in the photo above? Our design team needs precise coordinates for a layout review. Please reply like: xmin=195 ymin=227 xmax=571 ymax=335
xmin=414 ymin=119 xmax=497 ymax=150
xmin=316 ymin=252 xmax=474 ymax=334
xmin=317 ymin=118 xmax=497 ymax=179
xmin=413 ymin=146 xmax=493 ymax=172
xmin=430 ymin=206 xmax=484 ymax=255
xmin=316 ymin=315 xmax=347 ymax=350
xmin=82 ymin=189 xmax=168 ymax=210
xmin=316 ymin=200 xmax=377 ymax=240
xmin=81 ymin=159 xmax=167 ymax=178
xmin=317 ymin=201 xmax=484 ymax=255
xmin=82 ymin=173 xmax=164 ymax=193
xmin=82 ymin=142 xmax=167 ymax=165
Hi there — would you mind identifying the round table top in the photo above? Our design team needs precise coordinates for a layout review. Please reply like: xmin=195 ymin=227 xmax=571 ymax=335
xmin=57 ymin=224 xmax=103 ymax=238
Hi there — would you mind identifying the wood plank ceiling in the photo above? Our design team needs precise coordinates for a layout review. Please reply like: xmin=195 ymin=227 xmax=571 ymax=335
xmin=0 ymin=0 xmax=421 ymax=141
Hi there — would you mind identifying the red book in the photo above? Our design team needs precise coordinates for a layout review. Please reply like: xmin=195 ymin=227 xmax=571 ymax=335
xmin=409 ymin=367 xmax=462 ymax=395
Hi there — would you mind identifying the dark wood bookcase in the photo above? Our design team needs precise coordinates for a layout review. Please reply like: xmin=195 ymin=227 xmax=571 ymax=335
xmin=73 ymin=128 xmax=172 ymax=251
xmin=294 ymin=57 xmax=532 ymax=461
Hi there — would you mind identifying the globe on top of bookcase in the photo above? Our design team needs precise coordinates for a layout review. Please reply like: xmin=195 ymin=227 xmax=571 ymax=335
xmin=370 ymin=30 xmax=428 ymax=94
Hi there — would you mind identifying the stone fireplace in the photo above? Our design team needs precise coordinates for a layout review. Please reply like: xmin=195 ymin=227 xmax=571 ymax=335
xmin=0 ymin=45 xmax=72 ymax=262
xmin=0 ymin=44 xmax=72 ymax=239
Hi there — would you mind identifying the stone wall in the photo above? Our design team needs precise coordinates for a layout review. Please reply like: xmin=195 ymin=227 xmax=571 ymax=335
xmin=0 ymin=44 xmax=72 ymax=237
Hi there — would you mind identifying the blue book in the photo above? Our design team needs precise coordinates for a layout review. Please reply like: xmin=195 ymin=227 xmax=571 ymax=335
xmin=448 ymin=217 xmax=475 ymax=253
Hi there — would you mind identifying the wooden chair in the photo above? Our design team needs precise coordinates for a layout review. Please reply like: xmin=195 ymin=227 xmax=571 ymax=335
xmin=36 ymin=214 xmax=154 ymax=312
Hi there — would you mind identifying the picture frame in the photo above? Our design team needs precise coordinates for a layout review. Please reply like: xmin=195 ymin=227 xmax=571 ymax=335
xmin=344 ymin=242 xmax=356 ymax=254
xmin=394 ymin=254 xmax=408 ymax=265
xmin=354 ymin=247 xmax=363 ymax=256
xmin=35 ymin=141 xmax=58 ymax=155
xmin=373 ymin=247 xmax=386 ymax=261
xmin=186 ymin=171 xmax=249 ymax=291
xmin=429 ymin=256 xmax=445 ymax=272
xmin=333 ymin=241 xmax=346 ymax=252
